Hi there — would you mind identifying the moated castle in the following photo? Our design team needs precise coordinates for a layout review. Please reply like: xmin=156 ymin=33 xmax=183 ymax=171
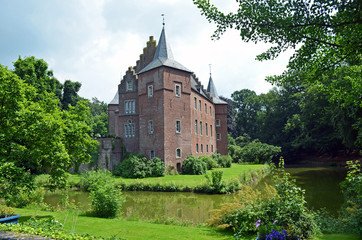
xmin=108 ymin=25 xmax=228 ymax=170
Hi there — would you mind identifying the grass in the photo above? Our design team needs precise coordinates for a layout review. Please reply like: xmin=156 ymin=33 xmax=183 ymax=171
xmin=36 ymin=164 xmax=269 ymax=193
xmin=15 ymin=208 xmax=235 ymax=240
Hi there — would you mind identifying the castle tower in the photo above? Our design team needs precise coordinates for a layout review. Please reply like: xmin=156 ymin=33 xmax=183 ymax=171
xmin=138 ymin=25 xmax=193 ymax=168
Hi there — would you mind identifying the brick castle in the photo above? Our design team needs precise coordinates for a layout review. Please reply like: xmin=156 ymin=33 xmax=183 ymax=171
xmin=108 ymin=25 xmax=228 ymax=170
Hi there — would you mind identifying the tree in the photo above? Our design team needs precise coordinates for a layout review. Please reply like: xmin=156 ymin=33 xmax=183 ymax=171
xmin=193 ymin=0 xmax=361 ymax=107
xmin=62 ymin=80 xmax=81 ymax=110
xmin=13 ymin=56 xmax=63 ymax=100
xmin=0 ymin=64 xmax=97 ymax=193
xmin=86 ymin=98 xmax=109 ymax=137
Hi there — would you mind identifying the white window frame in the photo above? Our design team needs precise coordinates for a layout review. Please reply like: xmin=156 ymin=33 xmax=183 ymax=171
xmin=124 ymin=100 xmax=135 ymax=114
xmin=176 ymin=120 xmax=181 ymax=133
xmin=124 ymin=119 xmax=135 ymax=138
xmin=210 ymin=125 xmax=213 ymax=136
xmin=195 ymin=120 xmax=198 ymax=134
xmin=150 ymin=150 xmax=155 ymax=159
xmin=126 ymin=81 xmax=133 ymax=91
xmin=200 ymin=121 xmax=202 ymax=135
xmin=196 ymin=144 xmax=199 ymax=153
xmin=199 ymin=100 xmax=202 ymax=111
xmin=194 ymin=97 xmax=197 ymax=109
xmin=148 ymin=85 xmax=153 ymax=98
xmin=216 ymin=119 xmax=220 ymax=127
xmin=176 ymin=148 xmax=181 ymax=158
xmin=148 ymin=120 xmax=154 ymax=134
xmin=175 ymin=84 xmax=181 ymax=97
xmin=216 ymin=133 xmax=221 ymax=141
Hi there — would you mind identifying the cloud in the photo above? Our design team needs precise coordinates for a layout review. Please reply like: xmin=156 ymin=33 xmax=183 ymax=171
xmin=0 ymin=0 xmax=294 ymax=103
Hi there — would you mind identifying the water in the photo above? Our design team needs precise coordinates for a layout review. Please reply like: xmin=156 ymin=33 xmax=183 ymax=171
xmin=43 ymin=166 xmax=347 ymax=224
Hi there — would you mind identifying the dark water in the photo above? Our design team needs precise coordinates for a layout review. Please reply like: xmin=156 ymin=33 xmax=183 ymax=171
xmin=43 ymin=166 xmax=346 ymax=224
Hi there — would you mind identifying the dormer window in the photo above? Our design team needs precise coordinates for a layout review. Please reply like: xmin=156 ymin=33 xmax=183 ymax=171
xmin=127 ymin=81 xmax=133 ymax=91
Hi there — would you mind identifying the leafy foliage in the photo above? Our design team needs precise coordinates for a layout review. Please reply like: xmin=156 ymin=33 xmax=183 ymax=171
xmin=209 ymin=158 xmax=319 ymax=239
xmin=0 ymin=63 xmax=98 ymax=197
xmin=212 ymin=153 xmax=232 ymax=168
xmin=340 ymin=160 xmax=362 ymax=235
xmin=79 ymin=169 xmax=114 ymax=192
xmin=199 ymin=155 xmax=219 ymax=170
xmin=113 ymin=154 xmax=165 ymax=178
xmin=182 ymin=155 xmax=207 ymax=175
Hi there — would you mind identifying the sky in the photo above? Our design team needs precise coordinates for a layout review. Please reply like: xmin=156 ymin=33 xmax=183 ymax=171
xmin=0 ymin=0 xmax=295 ymax=103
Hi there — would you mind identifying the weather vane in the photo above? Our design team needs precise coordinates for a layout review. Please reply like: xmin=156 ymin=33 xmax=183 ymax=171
xmin=161 ymin=14 xmax=165 ymax=26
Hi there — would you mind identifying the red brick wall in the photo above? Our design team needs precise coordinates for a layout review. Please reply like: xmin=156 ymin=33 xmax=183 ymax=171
xmin=190 ymin=91 xmax=217 ymax=158
xmin=215 ymin=104 xmax=228 ymax=155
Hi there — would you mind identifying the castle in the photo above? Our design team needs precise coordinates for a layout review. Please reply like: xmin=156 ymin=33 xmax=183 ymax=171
xmin=108 ymin=25 xmax=228 ymax=170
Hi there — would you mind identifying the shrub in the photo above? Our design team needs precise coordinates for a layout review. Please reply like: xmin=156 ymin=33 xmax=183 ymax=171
xmin=340 ymin=160 xmax=361 ymax=235
xmin=79 ymin=169 xmax=114 ymax=192
xmin=209 ymin=158 xmax=319 ymax=239
xmin=213 ymin=154 xmax=232 ymax=168
xmin=228 ymin=144 xmax=243 ymax=163
xmin=165 ymin=165 xmax=178 ymax=175
xmin=115 ymin=153 xmax=149 ymax=178
xmin=205 ymin=170 xmax=226 ymax=193
xmin=149 ymin=157 xmax=165 ymax=177
xmin=239 ymin=140 xmax=281 ymax=163
xmin=90 ymin=182 xmax=124 ymax=218
xmin=182 ymin=155 xmax=207 ymax=175
xmin=199 ymin=155 xmax=218 ymax=170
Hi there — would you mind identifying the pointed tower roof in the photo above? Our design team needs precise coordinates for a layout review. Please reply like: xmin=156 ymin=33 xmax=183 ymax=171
xmin=207 ymin=74 xmax=218 ymax=98
xmin=207 ymin=74 xmax=227 ymax=104
xmin=138 ymin=26 xmax=192 ymax=74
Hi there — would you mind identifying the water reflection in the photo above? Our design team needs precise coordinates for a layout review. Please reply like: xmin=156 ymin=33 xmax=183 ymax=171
xmin=43 ymin=166 xmax=346 ymax=224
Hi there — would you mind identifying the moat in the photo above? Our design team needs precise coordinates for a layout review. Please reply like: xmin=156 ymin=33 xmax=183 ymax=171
xmin=44 ymin=166 xmax=347 ymax=224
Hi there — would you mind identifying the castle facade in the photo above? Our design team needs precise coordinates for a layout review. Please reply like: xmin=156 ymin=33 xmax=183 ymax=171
xmin=108 ymin=26 xmax=228 ymax=170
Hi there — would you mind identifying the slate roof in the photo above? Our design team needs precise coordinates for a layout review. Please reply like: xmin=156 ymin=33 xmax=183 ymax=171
xmin=207 ymin=75 xmax=227 ymax=105
xmin=109 ymin=91 xmax=119 ymax=104
xmin=138 ymin=26 xmax=192 ymax=74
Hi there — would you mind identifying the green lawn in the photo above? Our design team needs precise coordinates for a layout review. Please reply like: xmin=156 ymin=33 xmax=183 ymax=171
xmin=15 ymin=208 xmax=235 ymax=240
xmin=59 ymin=163 xmax=268 ymax=188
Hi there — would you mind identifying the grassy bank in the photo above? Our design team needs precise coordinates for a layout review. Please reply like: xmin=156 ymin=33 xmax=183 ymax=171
xmin=36 ymin=164 xmax=269 ymax=193
xmin=14 ymin=208 xmax=235 ymax=240
xmin=6 ymin=208 xmax=360 ymax=240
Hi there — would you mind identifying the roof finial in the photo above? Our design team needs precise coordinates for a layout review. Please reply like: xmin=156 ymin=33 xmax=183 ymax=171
xmin=209 ymin=64 xmax=212 ymax=76
xmin=161 ymin=14 xmax=165 ymax=26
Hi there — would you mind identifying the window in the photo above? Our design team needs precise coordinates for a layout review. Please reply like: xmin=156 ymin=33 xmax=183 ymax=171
xmin=201 ymin=144 xmax=203 ymax=153
xmin=148 ymin=120 xmax=154 ymax=134
xmin=194 ymin=97 xmax=197 ymax=109
xmin=210 ymin=125 xmax=213 ymax=136
xmin=205 ymin=123 xmax=208 ymax=136
xmin=124 ymin=119 xmax=135 ymax=138
xmin=211 ymin=144 xmax=213 ymax=152
xmin=199 ymin=100 xmax=202 ymax=111
xmin=148 ymin=85 xmax=153 ymax=98
xmin=176 ymin=120 xmax=181 ymax=133
xmin=216 ymin=133 xmax=221 ymax=141
xmin=209 ymin=106 xmax=212 ymax=116
xmin=150 ymin=150 xmax=155 ymax=159
xmin=176 ymin=148 xmax=181 ymax=158
xmin=124 ymin=100 xmax=135 ymax=114
xmin=195 ymin=120 xmax=198 ymax=134
xmin=206 ymin=145 xmax=209 ymax=152
xmin=175 ymin=84 xmax=181 ymax=97
xmin=196 ymin=144 xmax=199 ymax=153
xmin=200 ymin=121 xmax=202 ymax=135
xmin=126 ymin=81 xmax=133 ymax=91
xmin=205 ymin=103 xmax=207 ymax=114
xmin=216 ymin=119 xmax=220 ymax=127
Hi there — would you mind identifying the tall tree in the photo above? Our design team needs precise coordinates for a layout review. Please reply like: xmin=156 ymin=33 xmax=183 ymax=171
xmin=62 ymin=80 xmax=81 ymax=110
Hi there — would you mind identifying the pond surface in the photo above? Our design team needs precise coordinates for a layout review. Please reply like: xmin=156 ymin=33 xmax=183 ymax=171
xmin=44 ymin=166 xmax=346 ymax=224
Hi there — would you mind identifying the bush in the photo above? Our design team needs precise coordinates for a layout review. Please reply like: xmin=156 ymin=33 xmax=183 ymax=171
xmin=115 ymin=153 xmax=149 ymax=178
xmin=239 ymin=140 xmax=281 ymax=163
xmin=182 ymin=155 xmax=207 ymax=175
xmin=149 ymin=157 xmax=165 ymax=177
xmin=228 ymin=144 xmax=243 ymax=163
xmin=79 ymin=169 xmax=114 ymax=192
xmin=212 ymin=153 xmax=232 ymax=168
xmin=340 ymin=160 xmax=361 ymax=235
xmin=199 ymin=155 xmax=218 ymax=170
xmin=90 ymin=182 xmax=124 ymax=218
xmin=209 ymin=158 xmax=319 ymax=239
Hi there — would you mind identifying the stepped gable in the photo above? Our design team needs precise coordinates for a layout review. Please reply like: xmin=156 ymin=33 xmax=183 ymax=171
xmin=135 ymin=36 xmax=157 ymax=73
xmin=138 ymin=26 xmax=192 ymax=74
